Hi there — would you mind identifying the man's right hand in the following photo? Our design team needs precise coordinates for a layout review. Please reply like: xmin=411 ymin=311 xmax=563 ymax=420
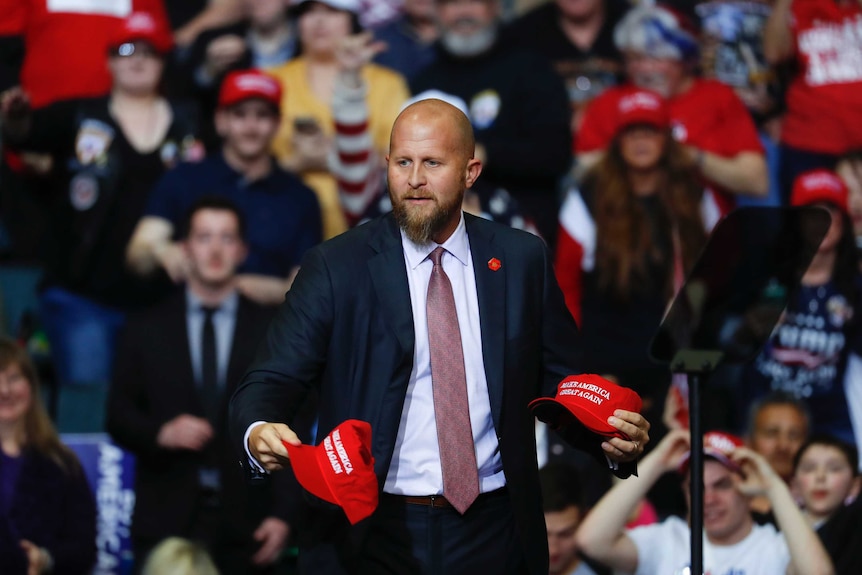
xmin=249 ymin=423 xmax=299 ymax=471
xmin=157 ymin=414 xmax=214 ymax=450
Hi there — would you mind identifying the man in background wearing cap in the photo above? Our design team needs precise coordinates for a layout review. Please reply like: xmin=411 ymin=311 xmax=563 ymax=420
xmin=575 ymin=3 xmax=768 ymax=215
xmin=232 ymin=98 xmax=650 ymax=574
xmin=109 ymin=197 xmax=299 ymax=574
xmin=576 ymin=429 xmax=834 ymax=575
xmin=410 ymin=0 xmax=572 ymax=247
xmin=127 ymin=69 xmax=322 ymax=306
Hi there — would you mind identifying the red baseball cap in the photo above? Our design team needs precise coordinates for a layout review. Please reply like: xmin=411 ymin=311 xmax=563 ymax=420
xmin=285 ymin=419 xmax=378 ymax=524
xmin=108 ymin=12 xmax=173 ymax=55
xmin=616 ymin=89 xmax=669 ymax=133
xmin=218 ymin=70 xmax=283 ymax=110
xmin=529 ymin=374 xmax=643 ymax=440
xmin=791 ymin=169 xmax=849 ymax=214
xmin=677 ymin=430 xmax=744 ymax=475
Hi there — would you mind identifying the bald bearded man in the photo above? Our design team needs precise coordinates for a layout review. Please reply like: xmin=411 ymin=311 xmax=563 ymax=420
xmin=230 ymin=99 xmax=650 ymax=575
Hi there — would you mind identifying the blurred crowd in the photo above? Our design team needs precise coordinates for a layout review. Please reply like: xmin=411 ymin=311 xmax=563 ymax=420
xmin=1 ymin=0 xmax=862 ymax=573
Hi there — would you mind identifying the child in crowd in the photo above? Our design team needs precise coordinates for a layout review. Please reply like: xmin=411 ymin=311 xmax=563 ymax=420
xmin=792 ymin=435 xmax=861 ymax=574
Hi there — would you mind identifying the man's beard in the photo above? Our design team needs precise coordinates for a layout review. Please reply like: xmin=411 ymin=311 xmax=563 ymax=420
xmin=391 ymin=192 xmax=462 ymax=246
xmin=440 ymin=21 xmax=497 ymax=58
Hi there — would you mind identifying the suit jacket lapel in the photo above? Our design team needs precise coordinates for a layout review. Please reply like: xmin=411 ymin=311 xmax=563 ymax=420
xmin=167 ymin=294 xmax=199 ymax=412
xmin=227 ymin=297 xmax=249 ymax=393
xmin=466 ymin=215 xmax=506 ymax=430
xmin=368 ymin=215 xmax=415 ymax=357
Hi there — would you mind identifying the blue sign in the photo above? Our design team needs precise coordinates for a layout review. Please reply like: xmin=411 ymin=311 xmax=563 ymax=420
xmin=63 ymin=433 xmax=136 ymax=575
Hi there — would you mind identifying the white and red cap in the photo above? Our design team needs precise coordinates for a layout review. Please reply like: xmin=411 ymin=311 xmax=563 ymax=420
xmin=530 ymin=374 xmax=643 ymax=441
xmin=108 ymin=12 xmax=173 ymax=55
xmin=791 ymin=169 xmax=849 ymax=214
xmin=677 ymin=430 xmax=745 ymax=475
xmin=616 ymin=88 xmax=669 ymax=133
xmin=218 ymin=70 xmax=283 ymax=109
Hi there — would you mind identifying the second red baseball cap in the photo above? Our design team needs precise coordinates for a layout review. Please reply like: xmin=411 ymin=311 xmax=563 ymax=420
xmin=529 ymin=374 xmax=643 ymax=440
xmin=109 ymin=12 xmax=173 ymax=55
xmin=285 ymin=419 xmax=378 ymax=525
xmin=677 ymin=430 xmax=745 ymax=475
xmin=791 ymin=169 xmax=849 ymax=214
xmin=616 ymin=88 xmax=669 ymax=133
xmin=218 ymin=70 xmax=283 ymax=110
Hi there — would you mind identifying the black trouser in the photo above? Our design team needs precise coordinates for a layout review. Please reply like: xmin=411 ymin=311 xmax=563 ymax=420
xmin=358 ymin=488 xmax=528 ymax=575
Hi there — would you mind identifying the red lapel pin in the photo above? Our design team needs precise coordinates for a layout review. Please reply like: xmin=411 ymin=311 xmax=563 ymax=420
xmin=488 ymin=258 xmax=501 ymax=271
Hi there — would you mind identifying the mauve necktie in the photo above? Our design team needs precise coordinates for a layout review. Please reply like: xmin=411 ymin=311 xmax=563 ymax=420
xmin=426 ymin=246 xmax=479 ymax=514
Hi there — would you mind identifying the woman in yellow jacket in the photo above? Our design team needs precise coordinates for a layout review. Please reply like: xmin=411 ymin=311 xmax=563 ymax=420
xmin=269 ymin=0 xmax=410 ymax=240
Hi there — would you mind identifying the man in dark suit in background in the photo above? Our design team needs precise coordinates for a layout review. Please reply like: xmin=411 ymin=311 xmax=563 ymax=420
xmin=107 ymin=196 xmax=294 ymax=574
xmin=230 ymin=99 xmax=650 ymax=574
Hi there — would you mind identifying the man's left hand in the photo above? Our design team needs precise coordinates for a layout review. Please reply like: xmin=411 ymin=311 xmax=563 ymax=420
xmin=601 ymin=410 xmax=650 ymax=462
xmin=251 ymin=517 xmax=290 ymax=566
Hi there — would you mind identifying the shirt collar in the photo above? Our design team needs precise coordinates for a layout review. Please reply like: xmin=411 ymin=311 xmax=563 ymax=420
xmin=401 ymin=211 xmax=469 ymax=270
xmin=186 ymin=288 xmax=240 ymax=316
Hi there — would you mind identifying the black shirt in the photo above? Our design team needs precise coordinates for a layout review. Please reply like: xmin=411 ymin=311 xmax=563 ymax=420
xmin=14 ymin=97 xmax=201 ymax=308
xmin=411 ymin=40 xmax=572 ymax=244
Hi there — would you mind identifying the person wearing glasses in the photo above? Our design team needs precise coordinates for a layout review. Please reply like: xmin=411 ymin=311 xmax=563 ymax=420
xmin=0 ymin=12 xmax=203 ymax=391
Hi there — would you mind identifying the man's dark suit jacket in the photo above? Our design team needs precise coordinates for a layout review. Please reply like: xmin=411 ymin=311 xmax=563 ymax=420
xmin=230 ymin=213 xmax=627 ymax=574
xmin=106 ymin=291 xmax=292 ymax=547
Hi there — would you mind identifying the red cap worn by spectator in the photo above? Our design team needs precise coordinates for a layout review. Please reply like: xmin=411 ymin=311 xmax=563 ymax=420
xmin=677 ymin=430 xmax=744 ymax=475
xmin=529 ymin=374 xmax=643 ymax=443
xmin=284 ymin=419 xmax=378 ymax=525
xmin=790 ymin=169 xmax=849 ymax=214
xmin=108 ymin=12 xmax=173 ymax=55
xmin=615 ymin=88 xmax=669 ymax=133
xmin=218 ymin=70 xmax=283 ymax=110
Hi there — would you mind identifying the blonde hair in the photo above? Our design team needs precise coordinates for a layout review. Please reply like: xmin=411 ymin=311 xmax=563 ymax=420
xmin=141 ymin=538 xmax=220 ymax=575
xmin=0 ymin=337 xmax=78 ymax=473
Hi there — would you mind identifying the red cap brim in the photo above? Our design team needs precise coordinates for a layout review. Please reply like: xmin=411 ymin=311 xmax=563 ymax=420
xmin=285 ymin=441 xmax=339 ymax=506
xmin=529 ymin=397 xmax=630 ymax=439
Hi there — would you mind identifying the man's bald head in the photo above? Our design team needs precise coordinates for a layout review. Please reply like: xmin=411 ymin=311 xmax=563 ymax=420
xmin=390 ymin=98 xmax=475 ymax=160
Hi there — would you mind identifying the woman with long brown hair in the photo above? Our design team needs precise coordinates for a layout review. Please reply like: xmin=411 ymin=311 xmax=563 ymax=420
xmin=555 ymin=88 xmax=717 ymax=413
xmin=0 ymin=337 xmax=96 ymax=574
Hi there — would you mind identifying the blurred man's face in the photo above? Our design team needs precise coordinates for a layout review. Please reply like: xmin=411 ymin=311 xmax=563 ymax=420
xmin=185 ymin=209 xmax=247 ymax=288
xmin=437 ymin=0 xmax=498 ymax=57
xmin=684 ymin=460 xmax=752 ymax=545
xmin=748 ymin=404 xmax=808 ymax=481
xmin=216 ymin=99 xmax=280 ymax=161
xmin=624 ymin=52 xmax=686 ymax=98
xmin=545 ymin=506 xmax=583 ymax=575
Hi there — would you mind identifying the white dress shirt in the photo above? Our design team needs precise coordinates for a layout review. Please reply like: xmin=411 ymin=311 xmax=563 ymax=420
xmin=384 ymin=213 xmax=505 ymax=495
xmin=246 ymin=214 xmax=507 ymax=490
